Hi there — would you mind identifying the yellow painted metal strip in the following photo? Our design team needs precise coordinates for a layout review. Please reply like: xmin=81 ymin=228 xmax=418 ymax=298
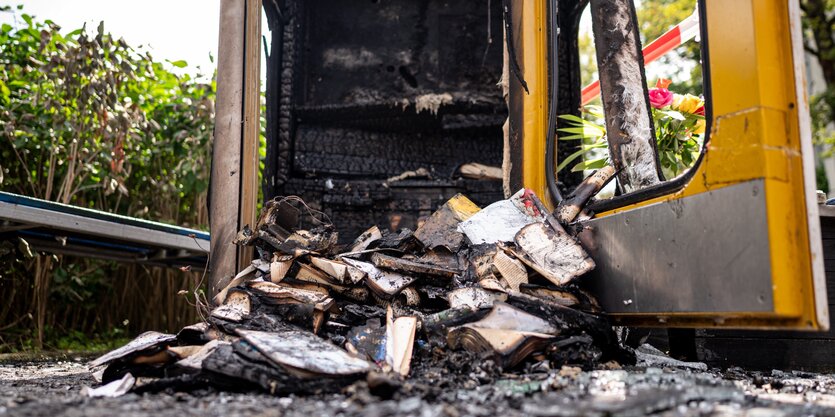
xmin=520 ymin=0 xmax=550 ymax=208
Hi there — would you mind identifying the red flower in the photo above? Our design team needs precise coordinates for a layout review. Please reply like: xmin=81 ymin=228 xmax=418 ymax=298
xmin=648 ymin=88 xmax=673 ymax=109
xmin=695 ymin=105 xmax=705 ymax=116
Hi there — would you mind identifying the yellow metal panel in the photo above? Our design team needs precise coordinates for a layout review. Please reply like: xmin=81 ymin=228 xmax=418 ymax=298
xmin=514 ymin=0 xmax=823 ymax=328
xmin=704 ymin=108 xmax=790 ymax=185
xmin=605 ymin=0 xmax=820 ymax=329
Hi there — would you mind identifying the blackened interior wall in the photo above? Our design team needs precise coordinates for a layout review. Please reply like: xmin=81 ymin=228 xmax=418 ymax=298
xmin=263 ymin=0 xmax=507 ymax=242
xmin=300 ymin=1 xmax=503 ymax=106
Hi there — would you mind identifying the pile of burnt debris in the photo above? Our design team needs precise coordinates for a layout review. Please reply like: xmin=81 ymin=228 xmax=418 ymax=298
xmin=87 ymin=179 xmax=635 ymax=398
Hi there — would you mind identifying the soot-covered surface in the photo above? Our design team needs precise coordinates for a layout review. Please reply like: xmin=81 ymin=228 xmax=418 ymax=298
xmin=299 ymin=1 xmax=504 ymax=106
xmin=263 ymin=0 xmax=507 ymax=243
xmin=6 ymin=357 xmax=835 ymax=417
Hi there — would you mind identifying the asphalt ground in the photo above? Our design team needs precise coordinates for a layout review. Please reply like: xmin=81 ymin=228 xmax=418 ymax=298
xmin=4 ymin=355 xmax=835 ymax=417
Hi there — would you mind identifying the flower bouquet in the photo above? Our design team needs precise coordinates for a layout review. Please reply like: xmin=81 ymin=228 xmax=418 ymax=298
xmin=558 ymin=78 xmax=706 ymax=180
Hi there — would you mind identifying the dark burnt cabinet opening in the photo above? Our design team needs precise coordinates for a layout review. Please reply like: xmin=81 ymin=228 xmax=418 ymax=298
xmin=262 ymin=0 xmax=507 ymax=243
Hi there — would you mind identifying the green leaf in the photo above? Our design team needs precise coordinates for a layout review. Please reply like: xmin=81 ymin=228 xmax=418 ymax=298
xmin=0 ymin=79 xmax=10 ymax=105
xmin=1 ymin=23 xmax=12 ymax=34
xmin=557 ymin=127 xmax=589 ymax=134
xmin=571 ymin=157 xmax=608 ymax=172
xmin=557 ymin=114 xmax=586 ymax=124
xmin=169 ymin=60 xmax=188 ymax=68
xmin=557 ymin=125 xmax=605 ymax=138
xmin=581 ymin=142 xmax=609 ymax=150
xmin=682 ymin=149 xmax=693 ymax=166
xmin=557 ymin=146 xmax=599 ymax=173
xmin=555 ymin=134 xmax=587 ymax=140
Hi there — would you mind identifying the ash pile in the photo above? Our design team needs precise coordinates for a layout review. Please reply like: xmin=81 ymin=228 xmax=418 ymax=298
xmin=87 ymin=184 xmax=634 ymax=398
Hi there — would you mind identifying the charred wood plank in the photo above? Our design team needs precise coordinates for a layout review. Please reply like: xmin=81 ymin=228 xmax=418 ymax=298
xmin=293 ymin=126 xmax=502 ymax=178
xmin=208 ymin=300 xmax=298 ymax=336
xmin=371 ymin=253 xmax=458 ymax=278
xmin=555 ymin=166 xmax=616 ymax=224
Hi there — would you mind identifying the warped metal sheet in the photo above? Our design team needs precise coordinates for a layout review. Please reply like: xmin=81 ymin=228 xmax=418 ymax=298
xmin=579 ymin=180 xmax=773 ymax=314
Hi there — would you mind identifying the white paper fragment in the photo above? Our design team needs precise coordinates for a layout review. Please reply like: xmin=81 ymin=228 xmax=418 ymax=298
xmin=211 ymin=291 xmax=251 ymax=322
xmin=458 ymin=189 xmax=546 ymax=244
xmin=91 ymin=366 xmax=105 ymax=383
xmin=251 ymin=259 xmax=271 ymax=274
xmin=447 ymin=287 xmax=496 ymax=310
xmin=513 ymin=222 xmax=594 ymax=286
xmin=491 ymin=250 xmax=528 ymax=291
xmin=635 ymin=344 xmax=708 ymax=370
xmin=476 ymin=302 xmax=558 ymax=334
xmin=83 ymin=373 xmax=135 ymax=398
xmin=342 ymin=258 xmax=416 ymax=296
xmin=385 ymin=306 xmax=417 ymax=377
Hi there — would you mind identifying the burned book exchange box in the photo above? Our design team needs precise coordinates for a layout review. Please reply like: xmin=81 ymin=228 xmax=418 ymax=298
xmin=261 ymin=0 xmax=509 ymax=241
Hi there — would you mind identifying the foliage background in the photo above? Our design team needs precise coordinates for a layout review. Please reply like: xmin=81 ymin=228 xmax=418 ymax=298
xmin=801 ymin=0 xmax=835 ymax=158
xmin=0 ymin=5 xmax=213 ymax=351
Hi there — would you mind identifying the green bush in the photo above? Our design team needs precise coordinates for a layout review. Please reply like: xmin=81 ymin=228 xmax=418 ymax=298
xmin=0 ymin=6 xmax=214 ymax=226
xmin=0 ymin=6 xmax=214 ymax=351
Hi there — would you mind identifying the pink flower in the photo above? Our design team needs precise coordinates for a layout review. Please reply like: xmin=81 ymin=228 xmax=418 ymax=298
xmin=648 ymin=88 xmax=673 ymax=109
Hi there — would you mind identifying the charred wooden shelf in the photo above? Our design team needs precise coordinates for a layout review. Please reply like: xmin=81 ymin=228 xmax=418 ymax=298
xmin=262 ymin=0 xmax=507 ymax=243
xmin=283 ymin=178 xmax=503 ymax=243
xmin=294 ymin=99 xmax=505 ymax=132
xmin=291 ymin=126 xmax=502 ymax=179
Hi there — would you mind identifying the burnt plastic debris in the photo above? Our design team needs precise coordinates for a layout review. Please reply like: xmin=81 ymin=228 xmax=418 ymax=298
xmin=89 ymin=190 xmax=632 ymax=397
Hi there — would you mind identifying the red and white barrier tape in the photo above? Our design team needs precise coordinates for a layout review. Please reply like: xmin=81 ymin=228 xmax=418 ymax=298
xmin=580 ymin=9 xmax=700 ymax=106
